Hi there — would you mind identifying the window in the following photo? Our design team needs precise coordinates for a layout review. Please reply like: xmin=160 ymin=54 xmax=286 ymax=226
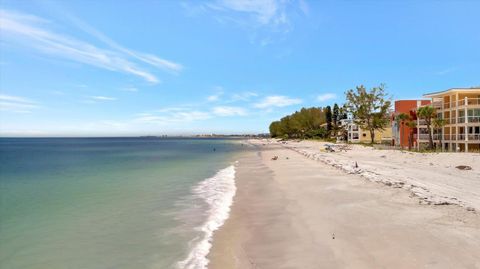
xmin=362 ymin=133 xmax=367 ymax=137
xmin=352 ymin=133 xmax=359 ymax=139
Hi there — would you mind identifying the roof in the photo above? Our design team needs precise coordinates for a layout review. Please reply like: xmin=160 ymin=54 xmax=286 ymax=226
xmin=423 ymin=88 xmax=480 ymax=98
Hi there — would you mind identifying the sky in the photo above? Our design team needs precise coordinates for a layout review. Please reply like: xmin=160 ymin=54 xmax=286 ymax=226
xmin=0 ymin=0 xmax=479 ymax=136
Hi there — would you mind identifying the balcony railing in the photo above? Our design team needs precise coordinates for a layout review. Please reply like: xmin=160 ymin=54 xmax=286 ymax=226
xmin=415 ymin=133 xmax=479 ymax=141
xmin=468 ymin=134 xmax=480 ymax=140
xmin=417 ymin=120 xmax=427 ymax=125
xmin=458 ymin=116 xmax=480 ymax=124
xmin=415 ymin=134 xmax=441 ymax=140
xmin=444 ymin=134 xmax=456 ymax=140
xmin=432 ymin=101 xmax=443 ymax=109
xmin=458 ymin=98 xmax=480 ymax=107
xmin=468 ymin=116 xmax=480 ymax=123
xmin=445 ymin=118 xmax=456 ymax=124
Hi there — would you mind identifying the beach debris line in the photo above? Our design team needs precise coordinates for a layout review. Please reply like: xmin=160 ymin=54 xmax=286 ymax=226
xmin=456 ymin=165 xmax=472 ymax=170
xmin=271 ymin=156 xmax=279 ymax=161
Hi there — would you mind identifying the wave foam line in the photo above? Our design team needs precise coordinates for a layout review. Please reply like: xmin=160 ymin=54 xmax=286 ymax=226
xmin=176 ymin=165 xmax=237 ymax=269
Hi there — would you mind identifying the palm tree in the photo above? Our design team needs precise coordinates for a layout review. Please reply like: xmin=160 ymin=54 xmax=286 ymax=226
xmin=396 ymin=113 xmax=409 ymax=149
xmin=405 ymin=119 xmax=417 ymax=150
xmin=417 ymin=106 xmax=437 ymax=150
xmin=432 ymin=118 xmax=447 ymax=151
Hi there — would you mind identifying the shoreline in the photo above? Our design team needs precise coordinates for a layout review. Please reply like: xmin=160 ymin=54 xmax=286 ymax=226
xmin=208 ymin=140 xmax=480 ymax=268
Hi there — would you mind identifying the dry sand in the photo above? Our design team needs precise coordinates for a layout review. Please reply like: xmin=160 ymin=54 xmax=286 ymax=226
xmin=208 ymin=140 xmax=480 ymax=269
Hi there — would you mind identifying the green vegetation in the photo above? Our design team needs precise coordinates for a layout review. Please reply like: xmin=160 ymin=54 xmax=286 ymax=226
xmin=269 ymin=84 xmax=391 ymax=143
xmin=269 ymin=105 xmax=346 ymax=139
xmin=432 ymin=117 xmax=447 ymax=151
xmin=345 ymin=84 xmax=391 ymax=144
xmin=395 ymin=112 xmax=417 ymax=150
xmin=417 ymin=105 xmax=436 ymax=150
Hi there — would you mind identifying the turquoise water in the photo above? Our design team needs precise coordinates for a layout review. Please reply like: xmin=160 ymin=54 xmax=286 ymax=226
xmin=0 ymin=138 xmax=242 ymax=269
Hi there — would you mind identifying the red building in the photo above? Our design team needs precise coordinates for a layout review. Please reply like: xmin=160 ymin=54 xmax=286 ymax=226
xmin=392 ymin=100 xmax=431 ymax=148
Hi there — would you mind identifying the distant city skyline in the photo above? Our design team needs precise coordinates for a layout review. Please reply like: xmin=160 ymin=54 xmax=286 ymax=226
xmin=1 ymin=0 xmax=479 ymax=136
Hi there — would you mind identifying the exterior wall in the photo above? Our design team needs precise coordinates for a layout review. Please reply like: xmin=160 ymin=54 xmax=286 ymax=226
xmin=419 ymin=88 xmax=480 ymax=152
xmin=392 ymin=100 xmax=431 ymax=148
xmin=343 ymin=119 xmax=392 ymax=144
xmin=358 ymin=127 xmax=392 ymax=143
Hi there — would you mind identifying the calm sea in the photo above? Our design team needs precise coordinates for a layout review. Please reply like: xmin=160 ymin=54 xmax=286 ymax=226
xmin=0 ymin=137 xmax=243 ymax=269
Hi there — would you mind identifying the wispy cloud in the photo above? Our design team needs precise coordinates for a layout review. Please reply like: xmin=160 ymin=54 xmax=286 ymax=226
xmin=63 ymin=12 xmax=183 ymax=73
xmin=184 ymin=0 xmax=307 ymax=45
xmin=212 ymin=106 xmax=247 ymax=116
xmin=316 ymin=93 xmax=336 ymax=102
xmin=89 ymin=96 xmax=117 ymax=101
xmin=254 ymin=95 xmax=301 ymax=108
xmin=0 ymin=94 xmax=40 ymax=113
xmin=208 ymin=0 xmax=288 ymax=26
xmin=230 ymin=91 xmax=258 ymax=102
xmin=135 ymin=110 xmax=211 ymax=124
xmin=435 ymin=67 xmax=458 ymax=76
xmin=0 ymin=9 xmax=182 ymax=83
xmin=298 ymin=0 xmax=310 ymax=16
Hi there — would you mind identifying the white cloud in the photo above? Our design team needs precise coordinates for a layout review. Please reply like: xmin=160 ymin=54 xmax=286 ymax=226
xmin=182 ymin=1 xmax=308 ymax=46
xmin=254 ymin=95 xmax=301 ymax=108
xmin=207 ymin=93 xmax=223 ymax=102
xmin=207 ymin=86 xmax=224 ymax=102
xmin=212 ymin=106 xmax=247 ymax=116
xmin=0 ymin=9 xmax=182 ymax=83
xmin=135 ymin=110 xmax=211 ymax=124
xmin=230 ymin=91 xmax=258 ymax=102
xmin=435 ymin=67 xmax=457 ymax=76
xmin=0 ymin=94 xmax=40 ymax=113
xmin=316 ymin=93 xmax=336 ymax=102
xmin=89 ymin=96 xmax=117 ymax=101
xmin=298 ymin=0 xmax=309 ymax=16
xmin=212 ymin=0 xmax=286 ymax=26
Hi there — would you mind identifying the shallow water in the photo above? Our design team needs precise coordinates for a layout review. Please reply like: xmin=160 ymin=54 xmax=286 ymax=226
xmin=0 ymin=137 xmax=241 ymax=269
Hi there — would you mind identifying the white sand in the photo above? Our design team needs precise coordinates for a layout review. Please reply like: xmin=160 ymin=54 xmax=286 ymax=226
xmin=281 ymin=140 xmax=480 ymax=210
xmin=208 ymin=140 xmax=480 ymax=269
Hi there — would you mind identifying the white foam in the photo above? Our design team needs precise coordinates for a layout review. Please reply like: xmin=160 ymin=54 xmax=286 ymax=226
xmin=176 ymin=165 xmax=237 ymax=269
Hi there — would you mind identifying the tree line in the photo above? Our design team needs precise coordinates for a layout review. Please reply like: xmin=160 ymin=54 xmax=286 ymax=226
xmin=269 ymin=84 xmax=392 ymax=143
xmin=269 ymin=104 xmax=347 ymax=139
xmin=269 ymin=84 xmax=452 ymax=149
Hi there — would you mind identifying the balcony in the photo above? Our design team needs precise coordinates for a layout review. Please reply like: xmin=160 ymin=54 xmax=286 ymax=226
xmin=458 ymin=116 xmax=480 ymax=124
xmin=445 ymin=118 xmax=456 ymax=124
xmin=444 ymin=134 xmax=456 ymax=140
xmin=432 ymin=101 xmax=443 ymax=109
xmin=417 ymin=119 xmax=427 ymax=125
xmin=458 ymin=98 xmax=480 ymax=107
xmin=468 ymin=116 xmax=480 ymax=123
xmin=415 ymin=134 xmax=442 ymax=140
xmin=468 ymin=134 xmax=480 ymax=141
xmin=416 ymin=134 xmax=479 ymax=141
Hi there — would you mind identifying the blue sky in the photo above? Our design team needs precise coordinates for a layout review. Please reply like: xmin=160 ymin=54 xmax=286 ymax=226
xmin=0 ymin=0 xmax=479 ymax=136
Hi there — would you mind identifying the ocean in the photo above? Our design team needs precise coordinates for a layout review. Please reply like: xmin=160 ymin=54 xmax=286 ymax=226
xmin=0 ymin=137 xmax=243 ymax=269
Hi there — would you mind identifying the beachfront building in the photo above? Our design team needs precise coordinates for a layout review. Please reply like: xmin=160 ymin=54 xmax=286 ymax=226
xmin=417 ymin=88 xmax=480 ymax=152
xmin=340 ymin=119 xmax=392 ymax=144
xmin=391 ymin=100 xmax=431 ymax=149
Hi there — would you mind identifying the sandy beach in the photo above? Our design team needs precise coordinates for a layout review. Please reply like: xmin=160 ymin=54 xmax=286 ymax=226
xmin=208 ymin=140 xmax=480 ymax=269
